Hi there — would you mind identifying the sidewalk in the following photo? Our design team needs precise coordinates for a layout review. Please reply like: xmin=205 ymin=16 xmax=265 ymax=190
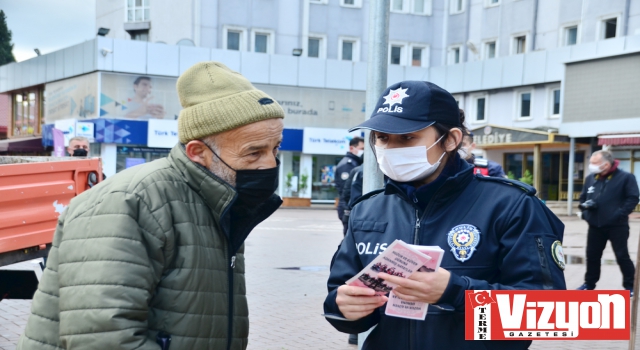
xmin=0 ymin=210 xmax=639 ymax=350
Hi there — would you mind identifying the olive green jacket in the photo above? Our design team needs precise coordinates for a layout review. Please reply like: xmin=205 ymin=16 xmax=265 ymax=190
xmin=17 ymin=145 xmax=281 ymax=350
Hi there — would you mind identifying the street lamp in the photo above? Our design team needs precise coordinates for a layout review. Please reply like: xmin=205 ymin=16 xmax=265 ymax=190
xmin=292 ymin=48 xmax=303 ymax=56
xmin=97 ymin=28 xmax=110 ymax=36
xmin=33 ymin=49 xmax=41 ymax=56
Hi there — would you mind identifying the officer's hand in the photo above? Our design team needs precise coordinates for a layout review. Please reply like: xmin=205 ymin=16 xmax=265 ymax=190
xmin=336 ymin=285 xmax=388 ymax=320
xmin=379 ymin=268 xmax=451 ymax=304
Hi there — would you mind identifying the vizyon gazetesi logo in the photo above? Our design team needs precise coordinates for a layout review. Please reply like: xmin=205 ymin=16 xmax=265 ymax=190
xmin=465 ymin=290 xmax=630 ymax=340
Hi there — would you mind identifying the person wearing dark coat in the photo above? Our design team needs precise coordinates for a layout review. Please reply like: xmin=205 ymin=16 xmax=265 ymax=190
xmin=324 ymin=81 xmax=566 ymax=350
xmin=335 ymin=137 xmax=364 ymax=234
xmin=576 ymin=150 xmax=639 ymax=293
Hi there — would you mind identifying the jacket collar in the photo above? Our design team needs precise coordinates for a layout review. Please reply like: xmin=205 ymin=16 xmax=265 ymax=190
xmin=167 ymin=144 xmax=282 ymax=254
xmin=168 ymin=144 xmax=236 ymax=220
xmin=345 ymin=152 xmax=362 ymax=164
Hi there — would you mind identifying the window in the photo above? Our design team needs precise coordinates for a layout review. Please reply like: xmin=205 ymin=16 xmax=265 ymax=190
xmin=308 ymin=38 xmax=320 ymax=58
xmin=519 ymin=92 xmax=532 ymax=118
xmin=126 ymin=0 xmax=150 ymax=22
xmin=223 ymin=26 xmax=247 ymax=51
xmin=307 ymin=34 xmax=326 ymax=58
xmin=130 ymin=30 xmax=149 ymax=41
xmin=339 ymin=37 xmax=360 ymax=61
xmin=474 ymin=96 xmax=487 ymax=122
xmin=390 ymin=46 xmax=402 ymax=65
xmin=227 ymin=31 xmax=241 ymax=50
xmin=340 ymin=0 xmax=362 ymax=7
xmin=450 ymin=0 xmax=465 ymax=14
xmin=513 ymin=35 xmax=526 ymax=54
xmin=564 ymin=26 xmax=578 ymax=46
xmin=391 ymin=0 xmax=405 ymax=12
xmin=484 ymin=41 xmax=496 ymax=59
xmin=12 ymin=89 xmax=42 ymax=137
xmin=602 ymin=18 xmax=618 ymax=39
xmin=412 ymin=0 xmax=431 ymax=15
xmin=410 ymin=45 xmax=428 ymax=67
xmin=549 ymin=88 xmax=561 ymax=118
xmin=251 ymin=29 xmax=274 ymax=54
xmin=484 ymin=0 xmax=500 ymax=6
xmin=448 ymin=45 xmax=461 ymax=65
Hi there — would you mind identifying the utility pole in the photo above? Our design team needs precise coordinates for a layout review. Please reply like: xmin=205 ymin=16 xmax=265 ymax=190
xmin=362 ymin=0 xmax=389 ymax=196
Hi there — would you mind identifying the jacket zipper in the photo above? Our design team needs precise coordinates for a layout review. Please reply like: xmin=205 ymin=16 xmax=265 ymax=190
xmin=413 ymin=209 xmax=421 ymax=245
xmin=535 ymin=237 xmax=553 ymax=290
xmin=227 ymin=244 xmax=236 ymax=350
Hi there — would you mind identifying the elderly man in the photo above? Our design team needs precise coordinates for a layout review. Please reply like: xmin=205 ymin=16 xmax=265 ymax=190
xmin=577 ymin=150 xmax=639 ymax=293
xmin=66 ymin=136 xmax=90 ymax=157
xmin=18 ymin=62 xmax=285 ymax=350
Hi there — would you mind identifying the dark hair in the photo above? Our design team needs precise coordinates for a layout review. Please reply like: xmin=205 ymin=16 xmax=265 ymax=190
xmin=349 ymin=136 xmax=364 ymax=147
xmin=368 ymin=109 xmax=469 ymax=165
xmin=134 ymin=76 xmax=151 ymax=85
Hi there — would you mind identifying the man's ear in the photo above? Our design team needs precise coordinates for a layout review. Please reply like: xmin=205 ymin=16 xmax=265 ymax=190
xmin=185 ymin=141 xmax=210 ymax=168
xmin=446 ymin=128 xmax=463 ymax=152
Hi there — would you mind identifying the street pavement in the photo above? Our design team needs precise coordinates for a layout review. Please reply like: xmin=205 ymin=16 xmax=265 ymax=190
xmin=1 ymin=208 xmax=639 ymax=350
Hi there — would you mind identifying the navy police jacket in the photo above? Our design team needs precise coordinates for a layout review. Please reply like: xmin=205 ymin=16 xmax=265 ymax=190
xmin=324 ymin=157 xmax=566 ymax=350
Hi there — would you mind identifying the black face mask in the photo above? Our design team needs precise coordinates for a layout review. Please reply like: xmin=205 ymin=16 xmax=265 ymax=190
xmin=203 ymin=143 xmax=279 ymax=205
xmin=72 ymin=149 xmax=88 ymax=157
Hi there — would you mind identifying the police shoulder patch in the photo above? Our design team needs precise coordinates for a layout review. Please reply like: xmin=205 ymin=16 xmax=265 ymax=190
xmin=551 ymin=240 xmax=565 ymax=270
xmin=447 ymin=224 xmax=481 ymax=263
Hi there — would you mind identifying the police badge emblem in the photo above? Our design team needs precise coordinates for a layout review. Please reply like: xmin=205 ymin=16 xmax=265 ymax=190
xmin=447 ymin=224 xmax=480 ymax=262
xmin=551 ymin=240 xmax=565 ymax=270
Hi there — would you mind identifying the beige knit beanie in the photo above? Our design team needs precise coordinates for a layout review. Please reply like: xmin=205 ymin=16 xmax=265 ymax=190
xmin=177 ymin=61 xmax=285 ymax=144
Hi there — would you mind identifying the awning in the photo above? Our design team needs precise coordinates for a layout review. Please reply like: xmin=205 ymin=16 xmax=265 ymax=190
xmin=597 ymin=133 xmax=640 ymax=146
xmin=0 ymin=137 xmax=44 ymax=153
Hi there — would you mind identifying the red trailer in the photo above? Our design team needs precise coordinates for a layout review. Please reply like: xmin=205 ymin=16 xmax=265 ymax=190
xmin=0 ymin=156 xmax=102 ymax=299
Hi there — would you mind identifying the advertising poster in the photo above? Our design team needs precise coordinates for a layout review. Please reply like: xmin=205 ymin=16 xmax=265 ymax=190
xmin=255 ymin=83 xmax=366 ymax=129
xmin=45 ymin=73 xmax=99 ymax=123
xmin=100 ymin=73 xmax=182 ymax=120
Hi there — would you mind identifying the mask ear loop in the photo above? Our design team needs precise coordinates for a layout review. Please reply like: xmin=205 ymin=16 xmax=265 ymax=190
xmin=201 ymin=141 xmax=237 ymax=172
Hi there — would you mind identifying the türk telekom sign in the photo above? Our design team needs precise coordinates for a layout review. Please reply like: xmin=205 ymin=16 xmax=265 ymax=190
xmin=465 ymin=290 xmax=630 ymax=340
xmin=302 ymin=127 xmax=363 ymax=155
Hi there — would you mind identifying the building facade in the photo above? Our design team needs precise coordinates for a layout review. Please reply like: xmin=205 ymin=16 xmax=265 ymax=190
xmin=1 ymin=0 xmax=640 ymax=203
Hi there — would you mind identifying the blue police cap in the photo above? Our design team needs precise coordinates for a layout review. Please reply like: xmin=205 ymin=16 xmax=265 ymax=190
xmin=349 ymin=81 xmax=461 ymax=134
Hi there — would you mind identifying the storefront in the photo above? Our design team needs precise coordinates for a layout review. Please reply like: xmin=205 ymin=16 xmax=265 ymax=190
xmin=472 ymin=125 xmax=590 ymax=201
xmin=279 ymin=127 xmax=363 ymax=203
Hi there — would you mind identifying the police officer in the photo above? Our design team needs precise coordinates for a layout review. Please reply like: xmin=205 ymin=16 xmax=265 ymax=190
xmin=323 ymin=81 xmax=566 ymax=350
xmin=459 ymin=129 xmax=506 ymax=178
xmin=336 ymin=137 xmax=364 ymax=235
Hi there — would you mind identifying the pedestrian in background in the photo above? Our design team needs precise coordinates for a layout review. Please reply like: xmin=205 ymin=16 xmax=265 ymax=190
xmin=577 ymin=150 xmax=639 ymax=294
xmin=18 ymin=62 xmax=285 ymax=350
xmin=66 ymin=136 xmax=90 ymax=157
xmin=324 ymin=81 xmax=566 ymax=350
xmin=457 ymin=113 xmax=506 ymax=178
xmin=336 ymin=137 xmax=364 ymax=235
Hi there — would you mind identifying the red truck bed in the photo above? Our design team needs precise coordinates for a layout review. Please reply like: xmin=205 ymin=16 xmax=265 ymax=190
xmin=0 ymin=156 xmax=102 ymax=266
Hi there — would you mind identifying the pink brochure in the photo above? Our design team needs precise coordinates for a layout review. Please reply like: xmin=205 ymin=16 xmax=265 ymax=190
xmin=385 ymin=245 xmax=445 ymax=320
xmin=345 ymin=240 xmax=432 ymax=295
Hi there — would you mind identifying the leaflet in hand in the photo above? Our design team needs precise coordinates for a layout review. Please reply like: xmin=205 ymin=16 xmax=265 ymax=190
xmin=385 ymin=245 xmax=445 ymax=320
xmin=345 ymin=240 xmax=433 ymax=295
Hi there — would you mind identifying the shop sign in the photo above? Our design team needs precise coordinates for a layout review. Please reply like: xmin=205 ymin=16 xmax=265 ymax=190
xmin=147 ymin=119 xmax=179 ymax=148
xmin=472 ymin=126 xmax=549 ymax=146
xmin=76 ymin=122 xmax=95 ymax=140
xmin=302 ymin=127 xmax=362 ymax=155
xmin=54 ymin=119 xmax=76 ymax=146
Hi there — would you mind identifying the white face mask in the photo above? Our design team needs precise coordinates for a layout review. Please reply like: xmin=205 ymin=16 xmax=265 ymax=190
xmin=588 ymin=163 xmax=604 ymax=174
xmin=458 ymin=147 xmax=470 ymax=160
xmin=375 ymin=135 xmax=445 ymax=183
xmin=356 ymin=149 xmax=364 ymax=157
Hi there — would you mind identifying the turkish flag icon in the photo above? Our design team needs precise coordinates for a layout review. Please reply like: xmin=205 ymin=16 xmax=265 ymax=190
xmin=468 ymin=291 xmax=496 ymax=308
